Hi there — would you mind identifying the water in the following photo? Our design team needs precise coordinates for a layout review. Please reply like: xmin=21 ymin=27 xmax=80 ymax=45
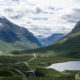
xmin=48 ymin=61 xmax=80 ymax=72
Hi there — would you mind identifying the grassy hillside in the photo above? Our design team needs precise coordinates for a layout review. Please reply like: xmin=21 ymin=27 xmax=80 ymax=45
xmin=14 ymin=32 xmax=80 ymax=58
xmin=0 ymin=40 xmax=39 ymax=51
xmin=44 ymin=32 xmax=80 ymax=58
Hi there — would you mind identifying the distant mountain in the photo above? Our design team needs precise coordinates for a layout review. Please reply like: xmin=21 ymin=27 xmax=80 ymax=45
xmin=38 ymin=33 xmax=64 ymax=47
xmin=0 ymin=16 xmax=42 ymax=51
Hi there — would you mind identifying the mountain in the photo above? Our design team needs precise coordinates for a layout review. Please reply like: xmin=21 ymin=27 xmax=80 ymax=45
xmin=38 ymin=33 xmax=64 ymax=47
xmin=0 ymin=16 xmax=42 ymax=51
xmin=22 ymin=21 xmax=80 ymax=58
xmin=45 ymin=21 xmax=80 ymax=58
xmin=71 ymin=21 xmax=80 ymax=33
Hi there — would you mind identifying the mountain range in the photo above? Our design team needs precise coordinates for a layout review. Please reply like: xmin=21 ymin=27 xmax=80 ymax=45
xmin=38 ymin=33 xmax=64 ymax=47
xmin=0 ymin=14 xmax=80 ymax=59
xmin=0 ymin=16 xmax=42 ymax=51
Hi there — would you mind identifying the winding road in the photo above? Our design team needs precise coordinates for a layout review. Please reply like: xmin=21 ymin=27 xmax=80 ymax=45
xmin=0 ymin=53 xmax=37 ymax=77
xmin=0 ymin=53 xmax=37 ymax=66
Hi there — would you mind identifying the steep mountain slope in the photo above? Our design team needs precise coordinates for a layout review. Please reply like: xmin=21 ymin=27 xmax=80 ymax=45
xmin=0 ymin=16 xmax=41 ymax=51
xmin=46 ymin=21 xmax=80 ymax=58
xmin=38 ymin=33 xmax=64 ymax=47
xmin=71 ymin=21 xmax=80 ymax=33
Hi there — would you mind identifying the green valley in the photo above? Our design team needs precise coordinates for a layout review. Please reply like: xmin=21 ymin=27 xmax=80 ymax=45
xmin=0 ymin=53 xmax=79 ymax=80
xmin=0 ymin=12 xmax=80 ymax=80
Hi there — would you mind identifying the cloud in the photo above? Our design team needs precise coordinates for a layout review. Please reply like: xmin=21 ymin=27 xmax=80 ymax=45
xmin=62 ymin=8 xmax=80 ymax=23
xmin=4 ymin=8 xmax=13 ymax=12
xmin=36 ymin=7 xmax=42 ymax=14
xmin=0 ymin=0 xmax=80 ymax=37
xmin=48 ymin=7 xmax=55 ymax=10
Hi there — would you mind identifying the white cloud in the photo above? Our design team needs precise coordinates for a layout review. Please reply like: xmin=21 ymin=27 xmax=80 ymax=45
xmin=0 ymin=0 xmax=80 ymax=37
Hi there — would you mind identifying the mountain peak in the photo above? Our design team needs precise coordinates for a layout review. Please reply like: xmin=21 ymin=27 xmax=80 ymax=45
xmin=72 ymin=21 xmax=80 ymax=33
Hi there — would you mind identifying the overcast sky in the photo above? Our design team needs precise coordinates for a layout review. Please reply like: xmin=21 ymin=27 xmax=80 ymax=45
xmin=0 ymin=0 xmax=80 ymax=37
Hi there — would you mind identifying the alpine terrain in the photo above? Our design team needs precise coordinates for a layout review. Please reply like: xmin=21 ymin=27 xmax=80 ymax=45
xmin=0 ymin=15 xmax=42 ymax=51
xmin=38 ymin=33 xmax=64 ymax=47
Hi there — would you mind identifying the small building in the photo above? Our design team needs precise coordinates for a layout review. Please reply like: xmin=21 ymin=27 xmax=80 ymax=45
xmin=75 ymin=73 xmax=80 ymax=79
xmin=26 ymin=69 xmax=36 ymax=77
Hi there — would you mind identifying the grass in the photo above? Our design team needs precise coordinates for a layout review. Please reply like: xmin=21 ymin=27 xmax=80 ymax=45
xmin=0 ymin=53 xmax=79 ymax=80
xmin=0 ymin=40 xmax=39 ymax=51
xmin=0 ymin=76 xmax=74 ymax=80
xmin=12 ymin=32 xmax=80 ymax=59
xmin=76 ymin=78 xmax=80 ymax=80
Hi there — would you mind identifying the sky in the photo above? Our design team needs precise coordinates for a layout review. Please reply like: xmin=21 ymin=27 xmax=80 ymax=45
xmin=0 ymin=0 xmax=80 ymax=37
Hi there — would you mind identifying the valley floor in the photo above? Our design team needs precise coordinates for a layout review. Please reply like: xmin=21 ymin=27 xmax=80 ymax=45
xmin=0 ymin=53 xmax=80 ymax=80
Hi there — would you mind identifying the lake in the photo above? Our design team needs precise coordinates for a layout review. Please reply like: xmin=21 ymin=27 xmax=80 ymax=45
xmin=48 ymin=61 xmax=80 ymax=72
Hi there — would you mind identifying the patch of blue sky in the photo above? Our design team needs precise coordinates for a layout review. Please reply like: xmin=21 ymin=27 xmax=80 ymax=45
xmin=32 ymin=17 xmax=48 ymax=21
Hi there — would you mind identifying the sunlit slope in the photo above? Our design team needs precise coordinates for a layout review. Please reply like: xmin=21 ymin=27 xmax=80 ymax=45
xmin=47 ymin=32 xmax=80 ymax=58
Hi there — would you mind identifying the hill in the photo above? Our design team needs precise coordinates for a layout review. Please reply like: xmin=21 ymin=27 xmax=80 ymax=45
xmin=46 ymin=21 xmax=80 ymax=58
xmin=0 ymin=16 xmax=41 ymax=51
